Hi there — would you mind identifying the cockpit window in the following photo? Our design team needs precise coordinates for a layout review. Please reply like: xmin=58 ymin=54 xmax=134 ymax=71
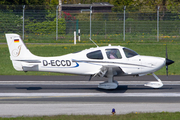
xmin=106 ymin=49 xmax=122 ymax=59
xmin=123 ymin=48 xmax=138 ymax=58
xmin=87 ymin=50 xmax=103 ymax=59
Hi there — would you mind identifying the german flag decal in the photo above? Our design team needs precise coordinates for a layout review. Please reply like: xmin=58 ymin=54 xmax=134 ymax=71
xmin=14 ymin=39 xmax=19 ymax=43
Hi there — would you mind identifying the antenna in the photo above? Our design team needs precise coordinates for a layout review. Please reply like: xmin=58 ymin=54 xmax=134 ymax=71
xmin=89 ymin=38 xmax=99 ymax=47
xmin=81 ymin=6 xmax=98 ymax=47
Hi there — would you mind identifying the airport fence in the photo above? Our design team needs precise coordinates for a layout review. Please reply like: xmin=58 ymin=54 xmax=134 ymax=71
xmin=0 ymin=5 xmax=179 ymax=43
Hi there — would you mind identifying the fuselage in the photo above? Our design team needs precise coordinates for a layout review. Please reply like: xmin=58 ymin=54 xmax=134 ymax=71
xmin=20 ymin=45 xmax=166 ymax=76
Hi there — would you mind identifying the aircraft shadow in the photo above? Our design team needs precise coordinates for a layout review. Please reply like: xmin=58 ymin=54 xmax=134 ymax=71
xmin=16 ymin=87 xmax=42 ymax=90
xmin=15 ymin=85 xmax=174 ymax=93
xmin=15 ymin=86 xmax=127 ymax=93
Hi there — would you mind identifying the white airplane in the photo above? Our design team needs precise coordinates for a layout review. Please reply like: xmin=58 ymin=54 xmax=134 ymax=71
xmin=5 ymin=33 xmax=174 ymax=89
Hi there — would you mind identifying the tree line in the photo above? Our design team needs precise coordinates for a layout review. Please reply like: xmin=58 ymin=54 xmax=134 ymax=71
xmin=1 ymin=0 xmax=179 ymax=12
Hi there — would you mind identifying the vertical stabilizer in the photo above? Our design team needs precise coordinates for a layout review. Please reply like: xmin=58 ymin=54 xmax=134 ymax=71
xmin=5 ymin=33 xmax=37 ymax=71
xmin=5 ymin=33 xmax=35 ymax=59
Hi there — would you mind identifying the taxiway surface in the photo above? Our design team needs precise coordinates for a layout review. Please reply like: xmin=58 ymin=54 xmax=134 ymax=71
xmin=0 ymin=75 xmax=180 ymax=117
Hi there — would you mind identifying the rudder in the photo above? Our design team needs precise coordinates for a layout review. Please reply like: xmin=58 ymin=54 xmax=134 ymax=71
xmin=5 ymin=33 xmax=36 ymax=71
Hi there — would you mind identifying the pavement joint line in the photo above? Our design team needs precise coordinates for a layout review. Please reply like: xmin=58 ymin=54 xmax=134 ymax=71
xmin=0 ymin=81 xmax=180 ymax=85
xmin=1 ymin=93 xmax=180 ymax=97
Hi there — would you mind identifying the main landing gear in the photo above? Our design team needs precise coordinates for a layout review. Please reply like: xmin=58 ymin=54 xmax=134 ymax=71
xmin=98 ymin=67 xmax=118 ymax=89
xmin=98 ymin=72 xmax=163 ymax=89
xmin=144 ymin=73 xmax=163 ymax=88
xmin=98 ymin=79 xmax=119 ymax=89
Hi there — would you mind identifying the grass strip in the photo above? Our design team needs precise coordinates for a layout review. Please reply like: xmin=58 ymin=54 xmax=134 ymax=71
xmin=0 ymin=112 xmax=180 ymax=120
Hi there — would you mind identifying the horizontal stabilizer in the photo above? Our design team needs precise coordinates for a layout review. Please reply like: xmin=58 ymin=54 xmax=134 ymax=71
xmin=22 ymin=65 xmax=39 ymax=71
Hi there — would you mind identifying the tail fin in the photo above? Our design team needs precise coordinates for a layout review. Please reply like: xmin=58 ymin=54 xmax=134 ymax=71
xmin=5 ymin=33 xmax=37 ymax=71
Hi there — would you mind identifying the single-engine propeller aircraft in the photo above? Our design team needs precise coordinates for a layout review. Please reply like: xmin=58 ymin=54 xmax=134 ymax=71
xmin=5 ymin=33 xmax=174 ymax=89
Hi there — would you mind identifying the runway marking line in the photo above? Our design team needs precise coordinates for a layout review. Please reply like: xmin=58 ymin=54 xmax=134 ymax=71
xmin=0 ymin=93 xmax=180 ymax=98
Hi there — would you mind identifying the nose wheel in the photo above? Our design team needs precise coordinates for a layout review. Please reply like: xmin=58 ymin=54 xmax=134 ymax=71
xmin=144 ymin=73 xmax=163 ymax=88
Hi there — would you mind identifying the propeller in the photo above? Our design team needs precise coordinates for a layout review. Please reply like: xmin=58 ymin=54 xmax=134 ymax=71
xmin=165 ymin=45 xmax=174 ymax=76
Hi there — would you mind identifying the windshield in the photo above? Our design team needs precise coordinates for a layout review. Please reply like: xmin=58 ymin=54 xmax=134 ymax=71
xmin=123 ymin=48 xmax=138 ymax=58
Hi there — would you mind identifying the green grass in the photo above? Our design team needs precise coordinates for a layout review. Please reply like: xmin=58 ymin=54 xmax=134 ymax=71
xmin=0 ymin=43 xmax=178 ymax=75
xmin=0 ymin=33 xmax=179 ymax=43
xmin=0 ymin=112 xmax=180 ymax=120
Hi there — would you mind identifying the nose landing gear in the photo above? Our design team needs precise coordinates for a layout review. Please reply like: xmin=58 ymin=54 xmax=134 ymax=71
xmin=144 ymin=73 xmax=163 ymax=88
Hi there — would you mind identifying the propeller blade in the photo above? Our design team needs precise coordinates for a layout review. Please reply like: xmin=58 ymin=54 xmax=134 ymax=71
xmin=166 ymin=45 xmax=168 ymax=59
xmin=165 ymin=45 xmax=174 ymax=76
xmin=166 ymin=45 xmax=168 ymax=76
xmin=166 ymin=65 xmax=168 ymax=76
